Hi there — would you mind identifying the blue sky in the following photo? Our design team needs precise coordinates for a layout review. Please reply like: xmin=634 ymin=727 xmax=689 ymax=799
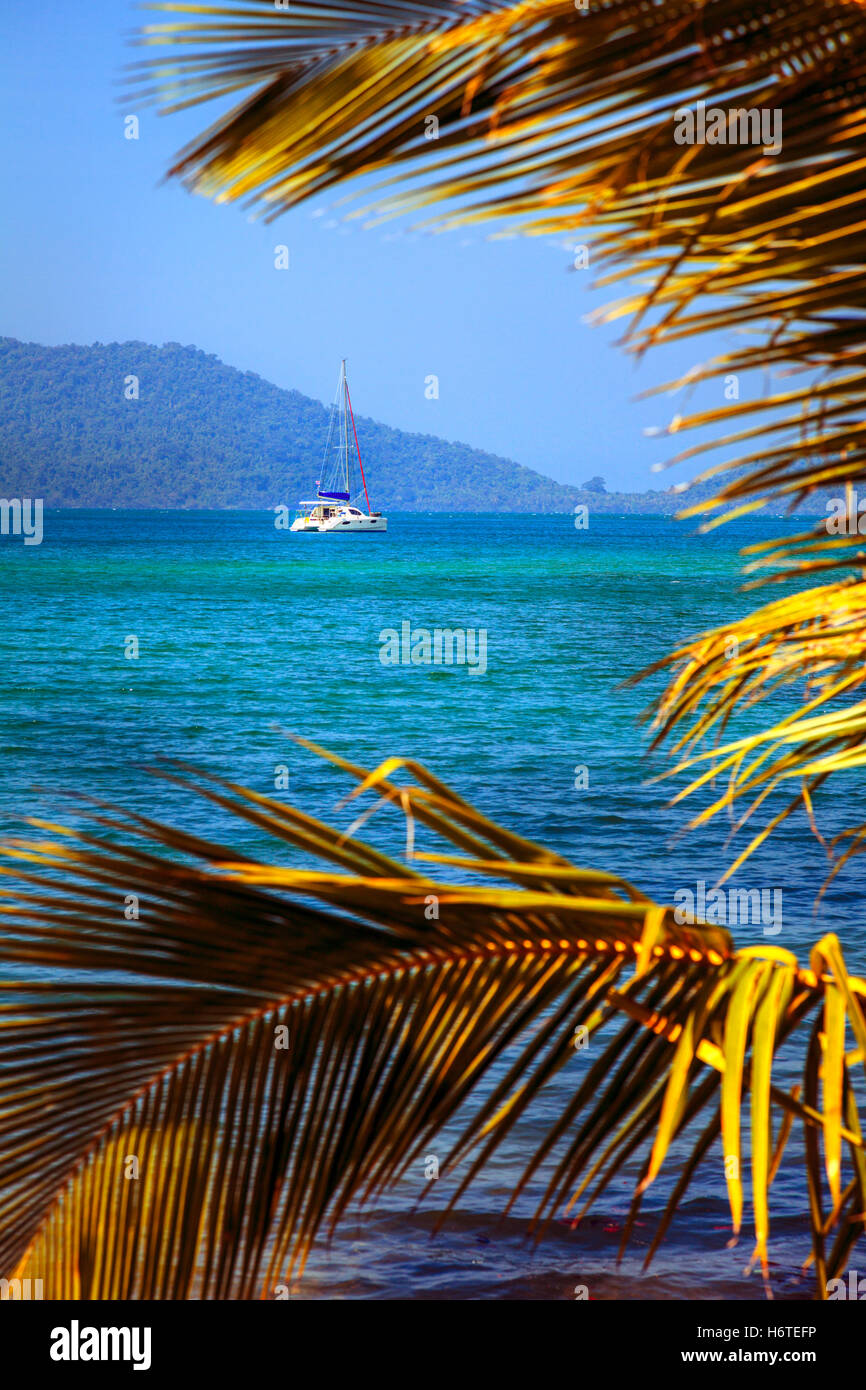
xmin=2 ymin=2 xmax=739 ymax=492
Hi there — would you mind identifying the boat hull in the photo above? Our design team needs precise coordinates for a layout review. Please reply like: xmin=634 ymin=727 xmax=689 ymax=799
xmin=292 ymin=509 xmax=387 ymax=532
xmin=319 ymin=513 xmax=387 ymax=532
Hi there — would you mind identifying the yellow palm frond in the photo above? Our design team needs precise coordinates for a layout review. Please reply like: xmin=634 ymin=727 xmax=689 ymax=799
xmin=1 ymin=743 xmax=865 ymax=1298
xmin=628 ymin=578 xmax=866 ymax=874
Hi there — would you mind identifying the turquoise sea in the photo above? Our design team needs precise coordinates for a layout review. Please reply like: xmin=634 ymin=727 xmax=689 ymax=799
xmin=3 ymin=510 xmax=862 ymax=1299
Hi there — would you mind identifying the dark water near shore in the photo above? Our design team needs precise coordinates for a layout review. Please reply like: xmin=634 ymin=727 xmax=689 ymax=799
xmin=2 ymin=510 xmax=862 ymax=1299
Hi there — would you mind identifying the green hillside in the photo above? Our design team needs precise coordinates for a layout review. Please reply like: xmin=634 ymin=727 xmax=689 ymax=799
xmin=0 ymin=336 xmax=681 ymax=512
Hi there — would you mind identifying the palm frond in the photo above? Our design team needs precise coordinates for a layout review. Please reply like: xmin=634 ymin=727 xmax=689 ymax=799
xmin=626 ymin=578 xmax=866 ymax=874
xmin=2 ymin=743 xmax=865 ymax=1297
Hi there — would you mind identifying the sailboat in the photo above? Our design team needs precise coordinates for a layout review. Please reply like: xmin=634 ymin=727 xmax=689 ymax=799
xmin=291 ymin=360 xmax=387 ymax=532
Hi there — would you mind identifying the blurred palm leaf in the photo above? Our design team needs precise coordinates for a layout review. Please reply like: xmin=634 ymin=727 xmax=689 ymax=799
xmin=132 ymin=0 xmax=866 ymax=870
xmin=627 ymin=577 xmax=866 ymax=878
xmin=2 ymin=741 xmax=866 ymax=1298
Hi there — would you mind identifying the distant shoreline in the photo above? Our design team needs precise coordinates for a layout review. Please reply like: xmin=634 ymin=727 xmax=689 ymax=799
xmin=30 ymin=504 xmax=830 ymax=517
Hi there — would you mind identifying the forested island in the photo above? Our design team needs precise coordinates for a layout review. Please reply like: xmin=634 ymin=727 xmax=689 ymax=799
xmin=0 ymin=337 xmax=811 ymax=514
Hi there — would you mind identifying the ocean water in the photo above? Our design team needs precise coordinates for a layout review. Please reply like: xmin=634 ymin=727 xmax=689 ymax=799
xmin=3 ymin=509 xmax=863 ymax=1299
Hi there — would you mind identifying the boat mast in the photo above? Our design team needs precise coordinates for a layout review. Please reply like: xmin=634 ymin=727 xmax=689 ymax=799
xmin=341 ymin=358 xmax=350 ymax=497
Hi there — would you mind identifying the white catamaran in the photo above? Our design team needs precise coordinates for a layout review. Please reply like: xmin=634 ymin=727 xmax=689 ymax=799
xmin=291 ymin=360 xmax=387 ymax=532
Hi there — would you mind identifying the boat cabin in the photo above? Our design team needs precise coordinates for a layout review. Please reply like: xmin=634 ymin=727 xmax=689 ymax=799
xmin=295 ymin=500 xmax=337 ymax=524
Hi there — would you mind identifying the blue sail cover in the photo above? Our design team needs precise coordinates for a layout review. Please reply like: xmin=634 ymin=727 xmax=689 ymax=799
xmin=318 ymin=490 xmax=351 ymax=502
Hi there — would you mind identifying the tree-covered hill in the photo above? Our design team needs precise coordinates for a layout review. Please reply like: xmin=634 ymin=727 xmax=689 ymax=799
xmin=0 ymin=336 xmax=685 ymax=512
